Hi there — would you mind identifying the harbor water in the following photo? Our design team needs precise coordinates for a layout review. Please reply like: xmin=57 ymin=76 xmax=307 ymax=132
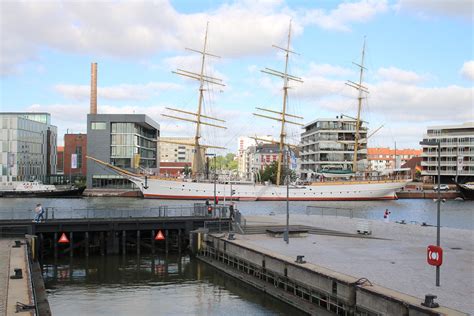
xmin=43 ymin=254 xmax=304 ymax=316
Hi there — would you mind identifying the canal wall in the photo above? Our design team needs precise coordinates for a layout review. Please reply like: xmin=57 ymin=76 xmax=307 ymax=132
xmin=197 ymin=233 xmax=467 ymax=316
xmin=0 ymin=237 xmax=50 ymax=316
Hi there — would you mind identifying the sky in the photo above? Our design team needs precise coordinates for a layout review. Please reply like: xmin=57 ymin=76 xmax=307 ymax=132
xmin=1 ymin=0 xmax=473 ymax=154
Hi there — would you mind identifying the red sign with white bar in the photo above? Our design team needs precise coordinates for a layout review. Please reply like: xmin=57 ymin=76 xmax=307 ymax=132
xmin=427 ymin=245 xmax=443 ymax=266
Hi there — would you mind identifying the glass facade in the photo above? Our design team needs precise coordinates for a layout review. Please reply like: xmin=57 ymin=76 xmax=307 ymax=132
xmin=110 ymin=122 xmax=157 ymax=169
xmin=0 ymin=113 xmax=57 ymax=182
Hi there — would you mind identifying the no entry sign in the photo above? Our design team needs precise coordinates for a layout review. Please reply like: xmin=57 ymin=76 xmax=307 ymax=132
xmin=427 ymin=245 xmax=443 ymax=266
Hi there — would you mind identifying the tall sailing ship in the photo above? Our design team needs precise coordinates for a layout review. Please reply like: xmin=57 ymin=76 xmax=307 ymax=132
xmin=89 ymin=22 xmax=410 ymax=201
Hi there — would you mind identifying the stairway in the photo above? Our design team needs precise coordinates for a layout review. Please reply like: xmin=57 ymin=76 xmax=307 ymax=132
xmin=241 ymin=224 xmax=376 ymax=239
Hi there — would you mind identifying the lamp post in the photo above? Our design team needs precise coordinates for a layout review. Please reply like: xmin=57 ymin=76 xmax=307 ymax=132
xmin=420 ymin=139 xmax=441 ymax=286
xmin=206 ymin=153 xmax=218 ymax=219
xmin=284 ymin=146 xmax=290 ymax=244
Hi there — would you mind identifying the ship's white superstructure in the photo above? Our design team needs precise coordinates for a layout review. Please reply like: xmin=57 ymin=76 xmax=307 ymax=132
xmin=130 ymin=177 xmax=408 ymax=201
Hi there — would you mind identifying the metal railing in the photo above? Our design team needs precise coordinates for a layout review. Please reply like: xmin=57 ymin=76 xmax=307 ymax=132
xmin=0 ymin=204 xmax=230 ymax=221
xmin=305 ymin=205 xmax=354 ymax=218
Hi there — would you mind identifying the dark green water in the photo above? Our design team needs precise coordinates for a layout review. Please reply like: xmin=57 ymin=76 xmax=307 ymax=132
xmin=42 ymin=254 xmax=305 ymax=316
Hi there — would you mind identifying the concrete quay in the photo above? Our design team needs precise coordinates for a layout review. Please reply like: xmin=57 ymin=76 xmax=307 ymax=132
xmin=0 ymin=239 xmax=33 ymax=316
xmin=239 ymin=214 xmax=473 ymax=315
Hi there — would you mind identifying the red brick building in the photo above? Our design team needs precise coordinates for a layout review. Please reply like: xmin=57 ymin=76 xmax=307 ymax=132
xmin=159 ymin=162 xmax=190 ymax=177
xmin=64 ymin=134 xmax=87 ymax=176
xmin=57 ymin=146 xmax=64 ymax=174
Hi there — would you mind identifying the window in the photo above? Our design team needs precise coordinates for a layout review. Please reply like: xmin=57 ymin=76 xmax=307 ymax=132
xmin=91 ymin=122 xmax=106 ymax=130
xmin=76 ymin=146 xmax=82 ymax=168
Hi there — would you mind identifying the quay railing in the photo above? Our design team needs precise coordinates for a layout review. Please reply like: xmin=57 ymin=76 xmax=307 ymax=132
xmin=0 ymin=204 xmax=230 ymax=221
xmin=305 ymin=205 xmax=354 ymax=218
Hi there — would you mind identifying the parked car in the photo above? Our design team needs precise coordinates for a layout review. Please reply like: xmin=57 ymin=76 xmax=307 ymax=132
xmin=433 ymin=184 xmax=449 ymax=191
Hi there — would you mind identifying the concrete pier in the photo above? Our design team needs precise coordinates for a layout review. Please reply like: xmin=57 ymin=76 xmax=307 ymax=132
xmin=241 ymin=215 xmax=473 ymax=314
xmin=198 ymin=214 xmax=472 ymax=315
xmin=0 ymin=239 xmax=33 ymax=316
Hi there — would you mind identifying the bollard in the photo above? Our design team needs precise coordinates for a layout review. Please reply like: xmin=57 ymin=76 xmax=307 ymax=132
xmin=228 ymin=233 xmax=235 ymax=240
xmin=295 ymin=255 xmax=306 ymax=264
xmin=421 ymin=294 xmax=439 ymax=308
xmin=10 ymin=268 xmax=23 ymax=279
xmin=13 ymin=240 xmax=21 ymax=248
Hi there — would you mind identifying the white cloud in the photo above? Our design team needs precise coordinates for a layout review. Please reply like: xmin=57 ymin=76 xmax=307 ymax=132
xmin=288 ymin=65 xmax=474 ymax=124
xmin=301 ymin=0 xmax=389 ymax=32
xmin=1 ymin=0 xmax=390 ymax=75
xmin=307 ymin=63 xmax=355 ymax=78
xmin=376 ymin=66 xmax=425 ymax=83
xmin=460 ymin=61 xmax=474 ymax=81
xmin=397 ymin=0 xmax=473 ymax=21
xmin=54 ymin=82 xmax=182 ymax=101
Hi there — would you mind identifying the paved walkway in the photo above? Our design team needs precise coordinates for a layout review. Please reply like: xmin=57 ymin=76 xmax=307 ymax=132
xmin=0 ymin=239 xmax=12 ymax=316
xmin=241 ymin=215 xmax=474 ymax=315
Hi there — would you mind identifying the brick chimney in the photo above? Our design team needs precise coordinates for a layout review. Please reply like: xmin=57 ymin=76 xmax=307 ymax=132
xmin=90 ymin=62 xmax=98 ymax=114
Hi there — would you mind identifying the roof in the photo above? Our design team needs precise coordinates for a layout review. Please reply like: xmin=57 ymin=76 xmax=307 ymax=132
xmin=401 ymin=157 xmax=423 ymax=168
xmin=367 ymin=148 xmax=422 ymax=156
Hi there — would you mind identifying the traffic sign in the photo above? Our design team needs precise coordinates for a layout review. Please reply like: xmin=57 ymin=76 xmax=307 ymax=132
xmin=427 ymin=245 xmax=443 ymax=266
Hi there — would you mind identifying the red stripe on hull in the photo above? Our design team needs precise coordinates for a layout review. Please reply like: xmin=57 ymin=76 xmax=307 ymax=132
xmin=143 ymin=194 xmax=397 ymax=201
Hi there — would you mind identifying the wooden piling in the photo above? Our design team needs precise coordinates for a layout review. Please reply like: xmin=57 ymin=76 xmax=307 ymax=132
xmin=151 ymin=230 xmax=155 ymax=255
xmin=122 ymin=230 xmax=126 ymax=256
xmin=137 ymin=230 xmax=141 ymax=256
xmin=70 ymin=232 xmax=74 ymax=257
xmin=100 ymin=232 xmax=105 ymax=256
xmin=85 ymin=231 xmax=89 ymax=257
xmin=178 ymin=229 xmax=182 ymax=253
xmin=54 ymin=232 xmax=58 ymax=260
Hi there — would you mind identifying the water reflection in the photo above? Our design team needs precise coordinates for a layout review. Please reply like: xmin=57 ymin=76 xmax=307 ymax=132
xmin=43 ymin=254 xmax=305 ymax=316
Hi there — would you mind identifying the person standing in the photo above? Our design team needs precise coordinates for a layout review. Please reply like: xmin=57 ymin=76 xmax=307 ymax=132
xmin=34 ymin=203 xmax=45 ymax=223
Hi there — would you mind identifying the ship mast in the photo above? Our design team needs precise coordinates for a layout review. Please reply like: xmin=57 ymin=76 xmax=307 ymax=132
xmin=345 ymin=37 xmax=369 ymax=173
xmin=162 ymin=22 xmax=226 ymax=178
xmin=253 ymin=21 xmax=304 ymax=186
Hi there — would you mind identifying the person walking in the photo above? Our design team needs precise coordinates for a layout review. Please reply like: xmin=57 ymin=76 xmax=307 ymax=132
xmin=34 ymin=203 xmax=45 ymax=223
xmin=383 ymin=209 xmax=391 ymax=223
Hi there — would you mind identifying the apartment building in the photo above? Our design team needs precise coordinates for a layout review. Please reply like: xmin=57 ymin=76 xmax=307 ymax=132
xmin=299 ymin=117 xmax=367 ymax=180
xmin=420 ymin=122 xmax=474 ymax=183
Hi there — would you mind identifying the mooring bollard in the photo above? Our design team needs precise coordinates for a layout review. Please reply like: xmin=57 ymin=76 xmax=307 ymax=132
xmin=295 ymin=255 xmax=306 ymax=264
xmin=10 ymin=268 xmax=23 ymax=279
xmin=421 ymin=294 xmax=439 ymax=308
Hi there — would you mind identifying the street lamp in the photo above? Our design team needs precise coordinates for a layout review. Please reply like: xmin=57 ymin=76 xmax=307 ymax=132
xmin=205 ymin=153 xmax=217 ymax=216
xmin=284 ymin=146 xmax=290 ymax=245
xmin=420 ymin=139 xmax=441 ymax=286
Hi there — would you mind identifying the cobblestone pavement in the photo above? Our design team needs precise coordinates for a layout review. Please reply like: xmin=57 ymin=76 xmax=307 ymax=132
xmin=243 ymin=215 xmax=474 ymax=315
xmin=0 ymin=239 xmax=12 ymax=316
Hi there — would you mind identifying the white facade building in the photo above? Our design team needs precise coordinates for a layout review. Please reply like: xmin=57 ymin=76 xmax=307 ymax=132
xmin=237 ymin=135 xmax=275 ymax=177
xmin=159 ymin=137 xmax=195 ymax=163
xmin=299 ymin=117 xmax=368 ymax=180
xmin=421 ymin=122 xmax=474 ymax=182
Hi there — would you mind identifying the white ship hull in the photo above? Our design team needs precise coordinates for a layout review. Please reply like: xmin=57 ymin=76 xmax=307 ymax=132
xmin=130 ymin=178 xmax=409 ymax=201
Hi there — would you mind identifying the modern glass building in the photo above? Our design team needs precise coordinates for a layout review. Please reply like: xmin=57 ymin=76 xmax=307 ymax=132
xmin=420 ymin=122 xmax=474 ymax=183
xmin=299 ymin=117 xmax=368 ymax=180
xmin=0 ymin=112 xmax=57 ymax=182
xmin=86 ymin=114 xmax=160 ymax=189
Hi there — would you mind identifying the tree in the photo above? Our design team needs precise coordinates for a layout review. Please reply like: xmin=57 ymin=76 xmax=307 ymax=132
xmin=182 ymin=164 xmax=191 ymax=177
xmin=258 ymin=161 xmax=296 ymax=184
xmin=209 ymin=153 xmax=238 ymax=171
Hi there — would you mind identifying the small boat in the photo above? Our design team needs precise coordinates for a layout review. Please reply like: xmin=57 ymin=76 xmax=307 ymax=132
xmin=317 ymin=165 xmax=355 ymax=178
xmin=455 ymin=182 xmax=474 ymax=200
xmin=0 ymin=181 xmax=85 ymax=198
